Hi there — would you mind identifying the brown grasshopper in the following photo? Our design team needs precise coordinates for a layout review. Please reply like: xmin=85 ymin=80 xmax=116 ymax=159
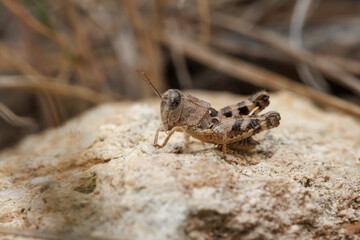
xmin=138 ymin=71 xmax=281 ymax=159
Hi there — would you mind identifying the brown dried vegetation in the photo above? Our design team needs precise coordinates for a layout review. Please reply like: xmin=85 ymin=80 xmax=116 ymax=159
xmin=0 ymin=0 xmax=360 ymax=149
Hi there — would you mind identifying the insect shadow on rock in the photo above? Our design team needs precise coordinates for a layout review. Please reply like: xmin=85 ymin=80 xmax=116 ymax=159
xmin=137 ymin=70 xmax=281 ymax=161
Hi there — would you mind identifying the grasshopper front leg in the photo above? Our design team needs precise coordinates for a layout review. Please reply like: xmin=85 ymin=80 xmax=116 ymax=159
xmin=154 ymin=126 xmax=185 ymax=148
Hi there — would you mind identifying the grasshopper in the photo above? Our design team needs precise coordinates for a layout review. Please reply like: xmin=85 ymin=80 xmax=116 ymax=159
xmin=138 ymin=71 xmax=281 ymax=159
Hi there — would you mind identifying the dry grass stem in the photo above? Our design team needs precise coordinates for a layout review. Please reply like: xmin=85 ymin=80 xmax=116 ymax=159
xmin=0 ymin=42 xmax=39 ymax=77
xmin=197 ymin=0 xmax=211 ymax=45
xmin=122 ymin=0 xmax=163 ymax=94
xmin=169 ymin=43 xmax=193 ymax=89
xmin=66 ymin=0 xmax=106 ymax=89
xmin=321 ymin=55 xmax=360 ymax=76
xmin=1 ymin=0 xmax=68 ymax=52
xmin=0 ymin=42 xmax=112 ymax=103
xmin=0 ymin=76 xmax=111 ymax=103
xmin=159 ymin=33 xmax=360 ymax=118
xmin=241 ymin=0 xmax=282 ymax=23
xmin=0 ymin=41 xmax=63 ymax=126
xmin=210 ymin=12 xmax=360 ymax=95
xmin=289 ymin=0 xmax=330 ymax=92
xmin=0 ymin=102 xmax=37 ymax=128
xmin=0 ymin=0 xmax=358 ymax=149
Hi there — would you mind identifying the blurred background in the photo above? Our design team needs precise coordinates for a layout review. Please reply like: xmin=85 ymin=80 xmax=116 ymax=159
xmin=0 ymin=0 xmax=359 ymax=150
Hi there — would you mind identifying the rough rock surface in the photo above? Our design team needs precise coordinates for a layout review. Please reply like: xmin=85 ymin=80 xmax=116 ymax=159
xmin=0 ymin=91 xmax=359 ymax=240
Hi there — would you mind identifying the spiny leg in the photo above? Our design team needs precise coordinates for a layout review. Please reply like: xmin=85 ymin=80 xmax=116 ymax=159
xmin=154 ymin=126 xmax=184 ymax=148
xmin=226 ymin=111 xmax=280 ymax=156
xmin=218 ymin=91 xmax=270 ymax=119
xmin=223 ymin=111 xmax=281 ymax=143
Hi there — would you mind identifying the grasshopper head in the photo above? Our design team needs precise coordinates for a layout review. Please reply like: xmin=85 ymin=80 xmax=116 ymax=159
xmin=137 ymin=70 xmax=183 ymax=130
xmin=160 ymin=89 xmax=184 ymax=130
xmin=137 ymin=70 xmax=209 ymax=130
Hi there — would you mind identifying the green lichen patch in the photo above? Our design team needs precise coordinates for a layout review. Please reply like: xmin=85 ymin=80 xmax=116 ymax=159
xmin=73 ymin=172 xmax=97 ymax=194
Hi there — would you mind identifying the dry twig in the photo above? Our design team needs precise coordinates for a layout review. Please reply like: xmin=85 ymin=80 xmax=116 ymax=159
xmin=0 ymin=42 xmax=111 ymax=103
xmin=0 ymin=76 xmax=111 ymax=103
xmin=169 ymin=40 xmax=193 ymax=89
xmin=66 ymin=0 xmax=106 ymax=89
xmin=122 ymin=0 xmax=163 ymax=94
xmin=210 ymin=12 xmax=360 ymax=95
xmin=0 ymin=41 xmax=64 ymax=126
xmin=290 ymin=0 xmax=330 ymax=92
xmin=196 ymin=0 xmax=211 ymax=44
xmin=159 ymin=33 xmax=360 ymax=118
xmin=0 ymin=102 xmax=37 ymax=128
xmin=1 ymin=0 xmax=68 ymax=52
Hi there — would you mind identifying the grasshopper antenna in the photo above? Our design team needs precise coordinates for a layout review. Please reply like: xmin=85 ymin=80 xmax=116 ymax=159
xmin=136 ymin=69 xmax=164 ymax=100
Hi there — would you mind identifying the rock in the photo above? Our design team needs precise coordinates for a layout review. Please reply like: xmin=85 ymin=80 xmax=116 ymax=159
xmin=0 ymin=90 xmax=359 ymax=239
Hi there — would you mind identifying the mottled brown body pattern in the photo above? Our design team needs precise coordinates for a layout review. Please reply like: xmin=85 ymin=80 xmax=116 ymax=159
xmin=138 ymin=71 xmax=281 ymax=159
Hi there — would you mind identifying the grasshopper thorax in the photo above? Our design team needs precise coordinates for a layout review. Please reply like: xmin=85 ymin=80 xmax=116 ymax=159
xmin=136 ymin=70 xmax=211 ymax=131
xmin=160 ymin=89 xmax=213 ymax=131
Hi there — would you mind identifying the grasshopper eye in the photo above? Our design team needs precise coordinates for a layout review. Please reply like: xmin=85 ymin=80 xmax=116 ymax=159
xmin=168 ymin=90 xmax=181 ymax=109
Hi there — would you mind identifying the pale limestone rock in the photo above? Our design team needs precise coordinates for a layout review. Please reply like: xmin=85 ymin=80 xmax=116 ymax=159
xmin=0 ymin=91 xmax=359 ymax=239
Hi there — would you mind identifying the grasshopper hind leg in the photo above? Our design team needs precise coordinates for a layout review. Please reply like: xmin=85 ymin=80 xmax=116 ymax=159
xmin=218 ymin=91 xmax=270 ymax=119
xmin=215 ymin=111 xmax=280 ymax=159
